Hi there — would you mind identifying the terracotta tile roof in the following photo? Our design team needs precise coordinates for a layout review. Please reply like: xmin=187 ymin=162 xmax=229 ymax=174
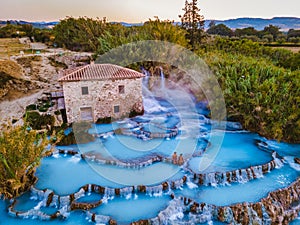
xmin=59 ymin=64 xmax=144 ymax=82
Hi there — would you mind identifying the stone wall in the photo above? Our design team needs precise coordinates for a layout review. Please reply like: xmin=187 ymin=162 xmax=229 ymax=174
xmin=62 ymin=78 xmax=143 ymax=123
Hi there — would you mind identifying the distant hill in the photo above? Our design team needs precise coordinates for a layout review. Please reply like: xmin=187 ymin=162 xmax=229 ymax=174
xmin=113 ymin=22 xmax=143 ymax=27
xmin=204 ymin=17 xmax=300 ymax=31
xmin=1 ymin=17 xmax=300 ymax=31
xmin=0 ymin=20 xmax=58 ymax=29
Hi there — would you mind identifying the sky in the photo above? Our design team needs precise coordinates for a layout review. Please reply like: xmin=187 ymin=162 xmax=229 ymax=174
xmin=0 ymin=0 xmax=299 ymax=22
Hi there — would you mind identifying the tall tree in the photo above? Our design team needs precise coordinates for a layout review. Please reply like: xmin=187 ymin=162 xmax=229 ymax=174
xmin=258 ymin=25 xmax=281 ymax=40
xmin=234 ymin=27 xmax=258 ymax=37
xmin=179 ymin=0 xmax=205 ymax=50
xmin=207 ymin=24 xmax=233 ymax=37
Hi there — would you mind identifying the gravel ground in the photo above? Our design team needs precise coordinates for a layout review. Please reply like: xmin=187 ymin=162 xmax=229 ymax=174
xmin=0 ymin=90 xmax=44 ymax=128
xmin=0 ymin=47 xmax=92 ymax=128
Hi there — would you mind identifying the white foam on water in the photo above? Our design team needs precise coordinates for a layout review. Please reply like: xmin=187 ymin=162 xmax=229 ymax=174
xmin=33 ymin=201 xmax=43 ymax=210
xmin=187 ymin=181 xmax=198 ymax=189
xmin=68 ymin=155 xmax=81 ymax=164
xmin=102 ymin=196 xmax=114 ymax=204
xmin=169 ymin=212 xmax=184 ymax=221
xmin=52 ymin=152 xmax=60 ymax=158
xmin=125 ymin=193 xmax=132 ymax=200
xmin=153 ymin=191 xmax=163 ymax=197
xmin=59 ymin=205 xmax=70 ymax=218
xmin=285 ymin=156 xmax=300 ymax=171
xmin=143 ymin=97 xmax=167 ymax=113
xmin=252 ymin=166 xmax=264 ymax=178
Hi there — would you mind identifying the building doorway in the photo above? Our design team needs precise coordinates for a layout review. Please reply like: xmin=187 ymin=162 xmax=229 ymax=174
xmin=80 ymin=107 xmax=93 ymax=121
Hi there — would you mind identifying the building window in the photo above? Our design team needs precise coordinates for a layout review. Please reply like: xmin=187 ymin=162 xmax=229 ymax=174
xmin=118 ymin=85 xmax=125 ymax=94
xmin=81 ymin=86 xmax=89 ymax=95
xmin=114 ymin=105 xmax=120 ymax=113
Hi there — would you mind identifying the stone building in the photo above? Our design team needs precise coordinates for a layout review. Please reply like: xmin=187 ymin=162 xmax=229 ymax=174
xmin=59 ymin=64 xmax=145 ymax=123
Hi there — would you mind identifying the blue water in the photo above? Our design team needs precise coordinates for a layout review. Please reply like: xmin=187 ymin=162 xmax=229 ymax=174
xmin=35 ymin=154 xmax=124 ymax=195
xmin=1 ymin=76 xmax=299 ymax=225
xmin=176 ymin=165 xmax=299 ymax=206
xmin=76 ymin=192 xmax=102 ymax=203
xmin=0 ymin=200 xmax=89 ymax=225
xmin=13 ymin=192 xmax=39 ymax=212
xmin=188 ymin=132 xmax=273 ymax=173
xmin=81 ymin=135 xmax=181 ymax=160
xmin=91 ymin=194 xmax=171 ymax=225
xmin=291 ymin=214 xmax=300 ymax=225
xmin=87 ymin=161 xmax=181 ymax=186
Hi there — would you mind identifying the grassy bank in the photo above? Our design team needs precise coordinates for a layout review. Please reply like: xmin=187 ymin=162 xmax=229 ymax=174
xmin=200 ymin=39 xmax=300 ymax=143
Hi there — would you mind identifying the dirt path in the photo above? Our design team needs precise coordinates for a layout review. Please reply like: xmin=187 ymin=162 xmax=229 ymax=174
xmin=0 ymin=90 xmax=44 ymax=128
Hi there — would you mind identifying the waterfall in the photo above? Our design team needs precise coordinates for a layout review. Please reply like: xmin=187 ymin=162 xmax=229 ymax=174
xmin=104 ymin=188 xmax=115 ymax=197
xmin=125 ymin=193 xmax=132 ymax=200
xmin=204 ymin=173 xmax=217 ymax=187
xmin=274 ymin=157 xmax=284 ymax=168
xmin=155 ymin=199 xmax=184 ymax=223
xmin=284 ymin=156 xmax=300 ymax=171
xmin=74 ymin=188 xmax=85 ymax=199
xmin=142 ymin=68 xmax=150 ymax=88
xmin=219 ymin=172 xmax=228 ymax=185
xmin=173 ymin=179 xmax=184 ymax=189
xmin=246 ymin=168 xmax=254 ymax=180
xmin=252 ymin=165 xmax=263 ymax=178
xmin=146 ymin=185 xmax=163 ymax=197
xmin=30 ymin=187 xmax=47 ymax=201
xmin=160 ymin=67 xmax=165 ymax=91
xmin=93 ymin=214 xmax=111 ymax=224
xmin=120 ymin=186 xmax=134 ymax=197
xmin=59 ymin=196 xmax=70 ymax=208
xmin=51 ymin=195 xmax=59 ymax=208
xmin=236 ymin=169 xmax=249 ymax=183
xmin=8 ymin=207 xmax=52 ymax=221
xmin=188 ymin=203 xmax=215 ymax=224
xmin=186 ymin=176 xmax=198 ymax=189
xmin=142 ymin=69 xmax=166 ymax=114
xmin=58 ymin=205 xmax=70 ymax=218
xmin=88 ymin=184 xmax=92 ymax=193
xmin=272 ymin=152 xmax=284 ymax=168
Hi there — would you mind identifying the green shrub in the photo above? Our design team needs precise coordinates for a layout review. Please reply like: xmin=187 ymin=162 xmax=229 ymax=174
xmin=129 ymin=109 xmax=144 ymax=118
xmin=57 ymin=121 xmax=95 ymax=145
xmin=0 ymin=126 xmax=49 ymax=199
xmin=26 ymin=104 xmax=37 ymax=111
xmin=57 ymin=131 xmax=95 ymax=145
xmin=203 ymin=50 xmax=300 ymax=143
xmin=38 ymin=107 xmax=48 ymax=112
xmin=204 ymin=37 xmax=299 ymax=71
xmin=96 ymin=117 xmax=112 ymax=124
xmin=25 ymin=111 xmax=55 ymax=130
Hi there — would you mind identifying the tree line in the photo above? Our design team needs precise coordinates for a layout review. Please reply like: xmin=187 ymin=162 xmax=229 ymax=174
xmin=0 ymin=23 xmax=53 ymax=43
xmin=207 ymin=23 xmax=300 ymax=44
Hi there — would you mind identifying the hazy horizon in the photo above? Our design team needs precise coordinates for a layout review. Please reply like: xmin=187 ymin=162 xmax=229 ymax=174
xmin=1 ymin=0 xmax=299 ymax=23
xmin=2 ymin=15 xmax=300 ymax=23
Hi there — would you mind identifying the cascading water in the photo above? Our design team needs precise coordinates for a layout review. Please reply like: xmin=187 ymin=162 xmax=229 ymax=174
xmin=160 ymin=67 xmax=165 ymax=91
xmin=141 ymin=69 xmax=167 ymax=114
xmin=2 ymin=68 xmax=300 ymax=225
